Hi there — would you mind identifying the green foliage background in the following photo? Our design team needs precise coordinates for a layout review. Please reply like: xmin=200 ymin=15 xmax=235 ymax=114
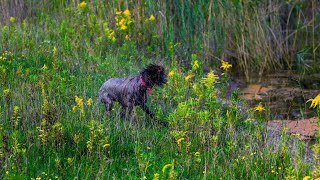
xmin=0 ymin=0 xmax=319 ymax=179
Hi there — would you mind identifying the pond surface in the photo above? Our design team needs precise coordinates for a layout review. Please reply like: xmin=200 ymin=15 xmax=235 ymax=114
xmin=230 ymin=71 xmax=320 ymax=140
xmin=238 ymin=71 xmax=320 ymax=120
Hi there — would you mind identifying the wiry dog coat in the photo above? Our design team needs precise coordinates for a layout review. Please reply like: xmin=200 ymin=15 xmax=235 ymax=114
xmin=99 ymin=64 xmax=167 ymax=125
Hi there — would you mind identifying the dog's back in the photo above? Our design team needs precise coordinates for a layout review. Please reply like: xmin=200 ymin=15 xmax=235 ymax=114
xmin=99 ymin=77 xmax=138 ymax=105
xmin=99 ymin=78 xmax=123 ymax=102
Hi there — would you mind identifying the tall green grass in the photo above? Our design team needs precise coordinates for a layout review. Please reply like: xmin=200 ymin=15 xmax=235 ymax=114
xmin=0 ymin=0 xmax=319 ymax=179
xmin=1 ymin=0 xmax=319 ymax=81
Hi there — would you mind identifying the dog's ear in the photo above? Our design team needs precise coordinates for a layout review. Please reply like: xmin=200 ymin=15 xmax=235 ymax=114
xmin=157 ymin=66 xmax=165 ymax=74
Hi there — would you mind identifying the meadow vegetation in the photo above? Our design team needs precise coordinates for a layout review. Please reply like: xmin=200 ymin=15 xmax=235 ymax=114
xmin=0 ymin=0 xmax=319 ymax=179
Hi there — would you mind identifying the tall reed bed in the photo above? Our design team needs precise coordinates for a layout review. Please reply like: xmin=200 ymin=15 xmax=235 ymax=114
xmin=1 ymin=0 xmax=319 ymax=81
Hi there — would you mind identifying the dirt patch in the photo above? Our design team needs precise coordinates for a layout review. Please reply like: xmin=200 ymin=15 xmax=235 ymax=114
xmin=267 ymin=117 xmax=319 ymax=140
xmin=238 ymin=72 xmax=320 ymax=119
xmin=236 ymin=71 xmax=320 ymax=139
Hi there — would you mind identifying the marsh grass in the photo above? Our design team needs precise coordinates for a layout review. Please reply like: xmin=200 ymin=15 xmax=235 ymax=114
xmin=0 ymin=0 xmax=319 ymax=179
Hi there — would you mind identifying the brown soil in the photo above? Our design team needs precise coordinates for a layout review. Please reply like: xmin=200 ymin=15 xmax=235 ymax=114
xmin=237 ymin=71 xmax=320 ymax=139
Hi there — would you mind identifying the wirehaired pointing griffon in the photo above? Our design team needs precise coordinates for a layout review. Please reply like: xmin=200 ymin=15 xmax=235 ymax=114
xmin=99 ymin=64 xmax=167 ymax=126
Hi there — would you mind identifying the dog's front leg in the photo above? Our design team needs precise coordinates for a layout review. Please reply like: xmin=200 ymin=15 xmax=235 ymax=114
xmin=141 ymin=104 xmax=168 ymax=127
xmin=141 ymin=104 xmax=155 ymax=118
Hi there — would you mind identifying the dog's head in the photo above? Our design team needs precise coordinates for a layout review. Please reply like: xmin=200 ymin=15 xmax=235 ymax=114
xmin=141 ymin=64 xmax=167 ymax=87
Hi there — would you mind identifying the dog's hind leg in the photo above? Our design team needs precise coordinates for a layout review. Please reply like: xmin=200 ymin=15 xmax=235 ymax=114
xmin=121 ymin=105 xmax=136 ymax=125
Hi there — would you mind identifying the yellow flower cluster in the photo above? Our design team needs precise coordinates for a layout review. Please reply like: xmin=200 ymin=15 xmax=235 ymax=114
xmin=73 ymin=133 xmax=81 ymax=145
xmin=78 ymin=1 xmax=87 ymax=9
xmin=73 ymin=96 xmax=93 ymax=117
xmin=87 ymin=98 xmax=93 ymax=106
xmin=103 ymin=22 xmax=116 ymax=42
xmin=185 ymin=74 xmax=193 ymax=81
xmin=254 ymin=102 xmax=265 ymax=112
xmin=168 ymin=70 xmax=175 ymax=77
xmin=10 ymin=17 xmax=15 ymax=23
xmin=52 ymin=46 xmax=57 ymax=57
xmin=191 ymin=54 xmax=200 ymax=71
xmin=74 ymin=95 xmax=85 ymax=117
xmin=200 ymin=70 xmax=218 ymax=87
xmin=307 ymin=94 xmax=320 ymax=108
xmin=42 ymin=64 xmax=48 ymax=71
xmin=103 ymin=143 xmax=110 ymax=149
xmin=0 ymin=51 xmax=13 ymax=61
xmin=192 ymin=60 xmax=199 ymax=71
xmin=303 ymin=176 xmax=311 ymax=180
xmin=75 ymin=96 xmax=83 ymax=107
xmin=153 ymin=173 xmax=160 ymax=180
xmin=149 ymin=15 xmax=156 ymax=21
xmin=220 ymin=60 xmax=232 ymax=71
xmin=115 ymin=9 xmax=133 ymax=31
xmin=176 ymin=137 xmax=184 ymax=146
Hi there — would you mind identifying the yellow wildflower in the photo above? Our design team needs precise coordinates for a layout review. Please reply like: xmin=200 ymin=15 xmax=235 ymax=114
xmin=123 ymin=9 xmax=131 ymax=17
xmin=75 ymin=96 xmax=83 ymax=107
xmin=306 ymin=94 xmax=320 ymax=108
xmin=3 ymin=88 xmax=10 ymax=96
xmin=10 ymin=17 xmax=15 ymax=23
xmin=303 ymin=176 xmax=310 ymax=180
xmin=220 ymin=60 xmax=232 ymax=71
xmin=73 ymin=133 xmax=80 ymax=144
xmin=291 ymin=133 xmax=300 ymax=138
xmin=42 ymin=64 xmax=48 ymax=70
xmin=176 ymin=137 xmax=184 ymax=145
xmin=87 ymin=98 xmax=93 ymax=106
xmin=103 ymin=143 xmax=110 ymax=149
xmin=125 ymin=35 xmax=129 ymax=40
xmin=254 ymin=102 xmax=265 ymax=112
xmin=153 ymin=173 xmax=160 ymax=180
xmin=192 ymin=60 xmax=199 ymax=71
xmin=149 ymin=15 xmax=156 ymax=21
xmin=120 ymin=25 xmax=127 ymax=30
xmin=72 ymin=106 xmax=77 ymax=112
xmin=194 ymin=152 xmax=200 ymax=156
xmin=13 ymin=106 xmax=19 ymax=114
xmin=185 ymin=74 xmax=193 ymax=81
xmin=67 ymin=157 xmax=73 ymax=165
xmin=53 ymin=46 xmax=57 ymax=56
xmin=116 ymin=11 xmax=122 ymax=15
xmin=78 ymin=1 xmax=87 ymax=8
xmin=162 ymin=164 xmax=172 ymax=173
xmin=111 ymin=36 xmax=116 ymax=42
xmin=200 ymin=70 xmax=218 ymax=87
xmin=250 ymin=152 xmax=256 ymax=156
xmin=119 ymin=18 xmax=125 ymax=26
xmin=244 ymin=118 xmax=253 ymax=123
xmin=168 ymin=70 xmax=175 ymax=77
